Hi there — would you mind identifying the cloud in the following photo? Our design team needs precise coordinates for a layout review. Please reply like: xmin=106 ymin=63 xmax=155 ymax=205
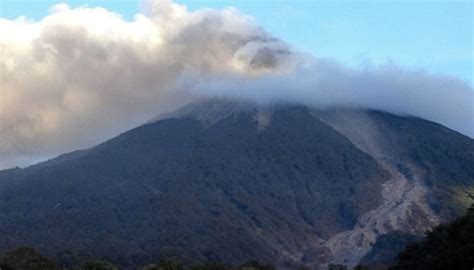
xmin=193 ymin=61 xmax=473 ymax=136
xmin=0 ymin=0 xmax=472 ymax=169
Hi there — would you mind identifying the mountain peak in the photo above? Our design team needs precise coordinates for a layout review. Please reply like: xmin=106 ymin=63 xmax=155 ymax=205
xmin=148 ymin=97 xmax=279 ymax=129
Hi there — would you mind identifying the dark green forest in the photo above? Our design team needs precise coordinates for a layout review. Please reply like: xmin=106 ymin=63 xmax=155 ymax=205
xmin=390 ymin=205 xmax=474 ymax=270
xmin=1 ymin=205 xmax=473 ymax=270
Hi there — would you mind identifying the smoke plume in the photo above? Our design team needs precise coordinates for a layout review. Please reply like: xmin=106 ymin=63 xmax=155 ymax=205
xmin=0 ymin=0 xmax=472 ymax=169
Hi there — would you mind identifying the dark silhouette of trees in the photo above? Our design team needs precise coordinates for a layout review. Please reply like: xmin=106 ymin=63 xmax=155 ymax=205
xmin=0 ymin=251 xmax=282 ymax=270
xmin=0 ymin=247 xmax=57 ymax=270
xmin=391 ymin=205 xmax=474 ymax=270
xmin=80 ymin=260 xmax=118 ymax=270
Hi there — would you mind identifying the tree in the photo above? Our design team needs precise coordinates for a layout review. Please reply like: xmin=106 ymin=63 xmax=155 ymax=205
xmin=81 ymin=260 xmax=118 ymax=270
xmin=391 ymin=205 xmax=474 ymax=270
xmin=0 ymin=247 xmax=58 ymax=270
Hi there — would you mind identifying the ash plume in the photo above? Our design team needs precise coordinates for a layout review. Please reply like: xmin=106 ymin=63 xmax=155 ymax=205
xmin=0 ymin=0 xmax=472 ymax=169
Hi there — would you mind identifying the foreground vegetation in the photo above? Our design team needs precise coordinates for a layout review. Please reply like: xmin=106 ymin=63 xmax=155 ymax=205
xmin=390 ymin=204 xmax=474 ymax=270
xmin=1 ymin=205 xmax=473 ymax=270
xmin=0 ymin=250 xmax=276 ymax=270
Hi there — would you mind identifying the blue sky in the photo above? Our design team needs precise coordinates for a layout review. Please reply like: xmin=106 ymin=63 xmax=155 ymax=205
xmin=1 ymin=0 xmax=472 ymax=84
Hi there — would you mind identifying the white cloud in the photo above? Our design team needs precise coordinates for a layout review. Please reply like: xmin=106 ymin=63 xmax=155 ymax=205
xmin=0 ymin=0 xmax=472 ymax=169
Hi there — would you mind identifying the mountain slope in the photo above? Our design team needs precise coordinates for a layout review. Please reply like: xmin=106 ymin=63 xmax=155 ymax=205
xmin=314 ymin=108 xmax=474 ymax=266
xmin=0 ymin=99 xmax=472 ymax=269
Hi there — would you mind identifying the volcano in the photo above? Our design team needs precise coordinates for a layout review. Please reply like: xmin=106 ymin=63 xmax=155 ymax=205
xmin=0 ymin=98 xmax=473 ymax=269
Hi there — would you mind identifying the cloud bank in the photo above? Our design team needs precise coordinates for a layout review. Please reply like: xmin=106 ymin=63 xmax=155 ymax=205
xmin=1 ymin=0 xmax=473 ymax=169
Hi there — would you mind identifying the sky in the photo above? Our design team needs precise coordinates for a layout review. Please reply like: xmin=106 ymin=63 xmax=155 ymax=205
xmin=1 ymin=0 xmax=472 ymax=84
xmin=0 ymin=0 xmax=473 ymax=169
